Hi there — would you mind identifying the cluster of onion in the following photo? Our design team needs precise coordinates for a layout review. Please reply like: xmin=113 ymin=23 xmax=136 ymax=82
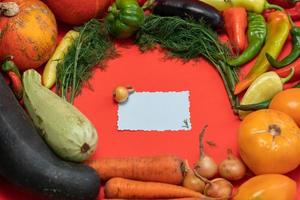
xmin=183 ymin=125 xmax=246 ymax=199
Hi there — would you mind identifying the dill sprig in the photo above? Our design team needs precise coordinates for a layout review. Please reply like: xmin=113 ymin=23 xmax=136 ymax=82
xmin=56 ymin=19 xmax=115 ymax=104
xmin=136 ymin=15 xmax=239 ymax=113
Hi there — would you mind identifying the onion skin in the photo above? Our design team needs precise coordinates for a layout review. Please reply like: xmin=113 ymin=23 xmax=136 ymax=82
xmin=113 ymin=86 xmax=134 ymax=103
xmin=204 ymin=178 xmax=233 ymax=200
xmin=218 ymin=149 xmax=246 ymax=181
xmin=182 ymin=162 xmax=206 ymax=193
xmin=195 ymin=125 xmax=218 ymax=179
xmin=194 ymin=156 xmax=218 ymax=179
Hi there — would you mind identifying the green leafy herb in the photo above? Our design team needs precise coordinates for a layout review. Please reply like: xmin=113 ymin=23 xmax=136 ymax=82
xmin=136 ymin=15 xmax=239 ymax=113
xmin=56 ymin=19 xmax=115 ymax=104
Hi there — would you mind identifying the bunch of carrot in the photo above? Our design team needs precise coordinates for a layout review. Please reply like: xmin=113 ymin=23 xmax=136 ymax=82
xmin=88 ymin=155 xmax=217 ymax=199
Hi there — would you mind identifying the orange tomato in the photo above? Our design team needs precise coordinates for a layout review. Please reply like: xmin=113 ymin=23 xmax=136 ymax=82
xmin=0 ymin=0 xmax=57 ymax=70
xmin=269 ymin=88 xmax=300 ymax=127
xmin=234 ymin=174 xmax=296 ymax=200
xmin=238 ymin=109 xmax=300 ymax=175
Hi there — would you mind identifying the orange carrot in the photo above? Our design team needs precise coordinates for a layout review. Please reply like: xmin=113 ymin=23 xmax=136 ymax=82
xmin=105 ymin=178 xmax=213 ymax=199
xmin=88 ymin=155 xmax=185 ymax=184
xmin=223 ymin=7 xmax=247 ymax=53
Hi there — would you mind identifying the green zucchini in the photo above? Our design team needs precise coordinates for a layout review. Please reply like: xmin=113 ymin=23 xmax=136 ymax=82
xmin=0 ymin=72 xmax=100 ymax=200
xmin=23 ymin=69 xmax=98 ymax=162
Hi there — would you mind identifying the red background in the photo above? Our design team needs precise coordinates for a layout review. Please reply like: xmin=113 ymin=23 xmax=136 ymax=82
xmin=0 ymin=23 xmax=300 ymax=200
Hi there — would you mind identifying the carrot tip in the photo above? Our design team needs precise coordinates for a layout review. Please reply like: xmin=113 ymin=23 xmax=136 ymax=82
xmin=234 ymin=78 xmax=254 ymax=95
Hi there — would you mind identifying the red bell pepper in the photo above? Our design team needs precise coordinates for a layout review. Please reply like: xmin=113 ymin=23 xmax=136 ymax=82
xmin=264 ymin=2 xmax=300 ymax=21
xmin=223 ymin=7 xmax=248 ymax=53
xmin=268 ymin=0 xmax=299 ymax=8
xmin=275 ymin=58 xmax=300 ymax=82
xmin=286 ymin=2 xmax=300 ymax=21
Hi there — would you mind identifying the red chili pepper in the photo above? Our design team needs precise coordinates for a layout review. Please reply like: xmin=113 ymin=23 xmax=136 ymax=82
xmin=223 ymin=7 xmax=248 ymax=53
xmin=7 ymin=71 xmax=23 ymax=100
xmin=275 ymin=58 xmax=300 ymax=82
xmin=268 ymin=0 xmax=299 ymax=8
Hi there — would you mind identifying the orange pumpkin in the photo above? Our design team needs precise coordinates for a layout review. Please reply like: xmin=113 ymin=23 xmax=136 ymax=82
xmin=234 ymin=174 xmax=297 ymax=200
xmin=269 ymin=88 xmax=300 ymax=127
xmin=42 ymin=0 xmax=112 ymax=25
xmin=238 ymin=109 xmax=300 ymax=175
xmin=0 ymin=0 xmax=57 ymax=71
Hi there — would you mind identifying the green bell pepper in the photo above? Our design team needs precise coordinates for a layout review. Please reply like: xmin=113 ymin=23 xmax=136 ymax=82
xmin=105 ymin=0 xmax=145 ymax=39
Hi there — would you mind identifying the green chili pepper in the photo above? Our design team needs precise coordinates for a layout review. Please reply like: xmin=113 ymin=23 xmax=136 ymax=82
xmin=105 ymin=0 xmax=145 ymax=39
xmin=266 ymin=26 xmax=300 ymax=68
xmin=236 ymin=68 xmax=294 ymax=116
xmin=227 ymin=13 xmax=267 ymax=67
xmin=234 ymin=11 xmax=291 ymax=95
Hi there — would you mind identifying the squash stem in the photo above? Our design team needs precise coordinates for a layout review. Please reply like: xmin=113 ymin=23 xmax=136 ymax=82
xmin=0 ymin=2 xmax=19 ymax=17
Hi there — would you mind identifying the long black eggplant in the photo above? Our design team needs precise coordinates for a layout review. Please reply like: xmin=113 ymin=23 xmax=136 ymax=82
xmin=151 ymin=0 xmax=223 ymax=29
xmin=0 ymin=73 xmax=100 ymax=200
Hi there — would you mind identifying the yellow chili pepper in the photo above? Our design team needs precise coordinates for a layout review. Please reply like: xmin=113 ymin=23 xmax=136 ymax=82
xmin=199 ymin=0 xmax=283 ymax=13
xmin=42 ymin=30 xmax=79 ymax=89
xmin=238 ymin=68 xmax=294 ymax=119
xmin=234 ymin=11 xmax=291 ymax=95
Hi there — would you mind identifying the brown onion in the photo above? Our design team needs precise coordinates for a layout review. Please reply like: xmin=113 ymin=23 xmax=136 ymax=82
xmin=113 ymin=86 xmax=134 ymax=103
xmin=182 ymin=161 xmax=206 ymax=193
xmin=194 ymin=125 xmax=218 ymax=179
xmin=204 ymin=178 xmax=233 ymax=199
xmin=218 ymin=149 xmax=246 ymax=181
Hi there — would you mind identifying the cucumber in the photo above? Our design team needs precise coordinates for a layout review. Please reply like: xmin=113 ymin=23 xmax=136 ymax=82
xmin=0 ymin=72 xmax=100 ymax=200
xmin=23 ymin=69 xmax=98 ymax=162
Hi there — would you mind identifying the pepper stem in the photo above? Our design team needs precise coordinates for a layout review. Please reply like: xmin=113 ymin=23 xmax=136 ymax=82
xmin=287 ymin=14 xmax=296 ymax=27
xmin=234 ymin=99 xmax=270 ymax=111
xmin=2 ymin=60 xmax=21 ymax=78
xmin=264 ymin=2 xmax=284 ymax=11
xmin=281 ymin=67 xmax=295 ymax=84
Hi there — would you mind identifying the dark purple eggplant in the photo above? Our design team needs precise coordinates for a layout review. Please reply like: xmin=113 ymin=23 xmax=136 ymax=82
xmin=152 ymin=0 xmax=223 ymax=29
xmin=0 ymin=72 xmax=100 ymax=200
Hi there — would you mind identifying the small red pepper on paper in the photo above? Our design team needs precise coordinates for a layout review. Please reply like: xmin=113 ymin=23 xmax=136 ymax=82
xmin=223 ymin=7 xmax=248 ymax=53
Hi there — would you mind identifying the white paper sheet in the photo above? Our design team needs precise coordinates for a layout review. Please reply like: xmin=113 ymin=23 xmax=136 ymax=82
xmin=117 ymin=91 xmax=191 ymax=131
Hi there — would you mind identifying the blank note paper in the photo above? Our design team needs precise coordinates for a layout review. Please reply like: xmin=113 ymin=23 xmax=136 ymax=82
xmin=117 ymin=91 xmax=191 ymax=131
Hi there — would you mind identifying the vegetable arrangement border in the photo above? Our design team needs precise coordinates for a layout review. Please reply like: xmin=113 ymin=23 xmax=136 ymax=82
xmin=2 ymin=0 xmax=300 ymax=200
